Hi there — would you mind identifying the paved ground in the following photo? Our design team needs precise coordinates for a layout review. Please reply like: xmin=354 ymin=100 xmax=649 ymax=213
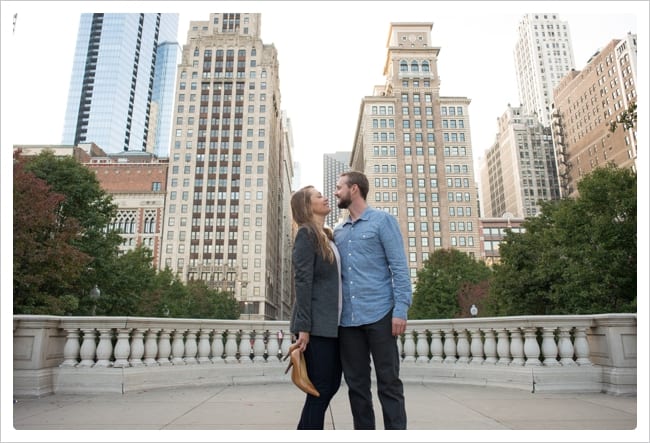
xmin=7 ymin=381 xmax=643 ymax=442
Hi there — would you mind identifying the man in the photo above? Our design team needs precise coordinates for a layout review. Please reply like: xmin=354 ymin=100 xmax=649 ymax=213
xmin=333 ymin=170 xmax=412 ymax=430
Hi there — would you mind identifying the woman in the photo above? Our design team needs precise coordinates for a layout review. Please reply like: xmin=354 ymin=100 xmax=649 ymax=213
xmin=288 ymin=185 xmax=342 ymax=429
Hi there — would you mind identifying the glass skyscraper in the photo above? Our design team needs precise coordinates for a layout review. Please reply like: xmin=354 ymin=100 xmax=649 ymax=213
xmin=62 ymin=13 xmax=180 ymax=156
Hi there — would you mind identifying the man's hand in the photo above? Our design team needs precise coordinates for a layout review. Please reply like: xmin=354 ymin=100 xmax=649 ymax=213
xmin=392 ymin=317 xmax=407 ymax=336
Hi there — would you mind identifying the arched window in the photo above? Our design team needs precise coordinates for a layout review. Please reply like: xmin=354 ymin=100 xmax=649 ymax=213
xmin=400 ymin=61 xmax=408 ymax=72
xmin=411 ymin=61 xmax=419 ymax=71
xmin=422 ymin=61 xmax=430 ymax=72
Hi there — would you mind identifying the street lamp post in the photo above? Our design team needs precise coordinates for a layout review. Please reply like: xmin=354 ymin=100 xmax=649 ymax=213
xmin=89 ymin=285 xmax=101 ymax=316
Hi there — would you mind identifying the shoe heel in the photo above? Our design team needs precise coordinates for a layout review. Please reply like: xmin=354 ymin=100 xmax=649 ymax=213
xmin=284 ymin=359 xmax=293 ymax=374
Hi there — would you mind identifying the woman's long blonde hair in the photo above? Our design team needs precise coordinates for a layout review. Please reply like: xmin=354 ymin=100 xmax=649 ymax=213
xmin=290 ymin=186 xmax=335 ymax=263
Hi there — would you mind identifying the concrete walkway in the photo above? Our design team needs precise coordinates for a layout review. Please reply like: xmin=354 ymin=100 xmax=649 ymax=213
xmin=8 ymin=382 xmax=643 ymax=442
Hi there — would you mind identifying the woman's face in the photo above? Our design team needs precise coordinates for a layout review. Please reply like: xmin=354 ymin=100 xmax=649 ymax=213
xmin=309 ymin=189 xmax=331 ymax=217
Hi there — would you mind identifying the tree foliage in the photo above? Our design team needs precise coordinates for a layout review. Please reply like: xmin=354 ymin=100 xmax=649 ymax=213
xmin=409 ymin=248 xmax=492 ymax=319
xmin=13 ymin=153 xmax=91 ymax=314
xmin=487 ymin=164 xmax=636 ymax=315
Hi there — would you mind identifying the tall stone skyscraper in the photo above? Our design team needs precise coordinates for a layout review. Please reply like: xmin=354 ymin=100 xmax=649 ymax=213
xmin=62 ymin=13 xmax=180 ymax=156
xmin=479 ymin=105 xmax=560 ymax=218
xmin=323 ymin=151 xmax=350 ymax=227
xmin=514 ymin=13 xmax=575 ymax=127
xmin=350 ymin=22 xmax=481 ymax=283
xmin=160 ymin=13 xmax=291 ymax=320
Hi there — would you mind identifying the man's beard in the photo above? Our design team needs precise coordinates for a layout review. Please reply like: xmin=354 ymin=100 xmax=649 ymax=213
xmin=337 ymin=196 xmax=351 ymax=209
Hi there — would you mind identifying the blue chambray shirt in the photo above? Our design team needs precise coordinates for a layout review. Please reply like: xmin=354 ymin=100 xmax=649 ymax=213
xmin=334 ymin=206 xmax=413 ymax=327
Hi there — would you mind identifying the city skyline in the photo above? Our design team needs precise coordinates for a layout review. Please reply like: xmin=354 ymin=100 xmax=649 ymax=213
xmin=1 ymin=2 xmax=644 ymax=191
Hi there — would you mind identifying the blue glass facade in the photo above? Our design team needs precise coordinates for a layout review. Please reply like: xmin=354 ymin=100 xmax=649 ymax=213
xmin=62 ymin=13 xmax=179 ymax=155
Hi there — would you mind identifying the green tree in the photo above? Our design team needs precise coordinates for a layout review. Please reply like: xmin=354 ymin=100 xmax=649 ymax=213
xmin=21 ymin=150 xmax=122 ymax=310
xmin=487 ymin=164 xmax=636 ymax=315
xmin=13 ymin=153 xmax=91 ymax=314
xmin=410 ymin=248 xmax=492 ymax=319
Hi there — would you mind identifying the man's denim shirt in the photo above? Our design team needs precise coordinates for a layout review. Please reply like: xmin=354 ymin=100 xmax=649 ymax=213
xmin=334 ymin=206 xmax=413 ymax=327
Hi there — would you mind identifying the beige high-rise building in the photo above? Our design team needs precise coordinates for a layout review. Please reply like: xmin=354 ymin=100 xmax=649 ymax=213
xmin=551 ymin=34 xmax=637 ymax=197
xmin=350 ymin=22 xmax=481 ymax=283
xmin=159 ymin=13 xmax=291 ymax=320
xmin=514 ymin=13 xmax=576 ymax=127
xmin=479 ymin=105 xmax=560 ymax=218
xmin=323 ymin=151 xmax=351 ymax=227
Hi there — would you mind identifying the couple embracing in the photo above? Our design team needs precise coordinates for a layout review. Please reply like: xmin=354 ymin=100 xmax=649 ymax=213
xmin=288 ymin=171 xmax=412 ymax=430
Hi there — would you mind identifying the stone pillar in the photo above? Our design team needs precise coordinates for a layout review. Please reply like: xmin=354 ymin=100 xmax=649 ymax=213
xmin=510 ymin=328 xmax=525 ymax=366
xmin=183 ymin=329 xmax=198 ymax=364
xmin=157 ymin=329 xmax=172 ymax=366
xmin=456 ymin=329 xmax=471 ymax=364
xmin=94 ymin=328 xmax=113 ymax=368
xmin=197 ymin=329 xmax=212 ymax=364
xmin=224 ymin=330 xmax=238 ymax=363
xmin=253 ymin=331 xmax=266 ymax=363
xmin=442 ymin=329 xmax=457 ymax=364
xmin=402 ymin=330 xmax=416 ymax=363
xmin=170 ymin=329 xmax=186 ymax=365
xmin=77 ymin=328 xmax=97 ymax=368
xmin=469 ymin=329 xmax=484 ymax=365
xmin=112 ymin=328 xmax=131 ymax=368
xmin=143 ymin=329 xmax=160 ymax=366
xmin=496 ymin=329 xmax=512 ymax=365
xmin=574 ymin=327 xmax=592 ymax=366
xmin=129 ymin=329 xmax=145 ymax=367
xmin=483 ymin=329 xmax=497 ymax=364
xmin=211 ymin=330 xmax=225 ymax=363
xmin=541 ymin=327 xmax=560 ymax=366
xmin=430 ymin=330 xmax=444 ymax=363
xmin=60 ymin=328 xmax=81 ymax=368
xmin=416 ymin=330 xmax=430 ymax=364
xmin=557 ymin=327 xmax=576 ymax=366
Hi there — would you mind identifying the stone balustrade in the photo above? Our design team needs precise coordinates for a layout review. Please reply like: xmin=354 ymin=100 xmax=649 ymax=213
xmin=13 ymin=314 xmax=636 ymax=397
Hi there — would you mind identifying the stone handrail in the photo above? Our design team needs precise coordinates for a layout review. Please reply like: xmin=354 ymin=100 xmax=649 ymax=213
xmin=13 ymin=314 xmax=636 ymax=397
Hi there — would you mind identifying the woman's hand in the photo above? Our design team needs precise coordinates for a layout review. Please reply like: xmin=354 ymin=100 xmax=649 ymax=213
xmin=295 ymin=331 xmax=311 ymax=352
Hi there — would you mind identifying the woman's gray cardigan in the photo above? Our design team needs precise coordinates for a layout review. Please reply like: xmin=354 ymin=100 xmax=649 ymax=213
xmin=290 ymin=227 xmax=340 ymax=338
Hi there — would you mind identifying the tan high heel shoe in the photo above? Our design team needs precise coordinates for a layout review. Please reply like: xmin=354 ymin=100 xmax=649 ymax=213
xmin=283 ymin=344 xmax=320 ymax=397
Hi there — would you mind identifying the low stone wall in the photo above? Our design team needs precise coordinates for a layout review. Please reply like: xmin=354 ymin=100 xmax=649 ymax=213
xmin=13 ymin=314 xmax=637 ymax=397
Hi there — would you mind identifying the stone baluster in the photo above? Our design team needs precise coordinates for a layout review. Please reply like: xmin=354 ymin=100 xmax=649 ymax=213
xmin=416 ymin=330 xmax=430 ymax=364
xmin=184 ymin=329 xmax=198 ymax=364
xmin=496 ymin=329 xmax=512 ymax=365
xmin=77 ymin=328 xmax=97 ymax=368
xmin=129 ymin=329 xmax=145 ymax=367
xmin=60 ymin=328 xmax=81 ymax=368
xmin=557 ymin=327 xmax=576 ymax=366
xmin=157 ymin=329 xmax=172 ymax=365
xmin=94 ymin=328 xmax=114 ymax=368
xmin=211 ymin=330 xmax=225 ymax=363
xmin=266 ymin=330 xmax=280 ymax=363
xmin=253 ymin=331 xmax=266 ymax=363
xmin=456 ymin=329 xmax=471 ymax=364
xmin=170 ymin=329 xmax=186 ymax=365
xmin=197 ymin=329 xmax=212 ymax=363
xmin=522 ymin=327 xmax=541 ymax=366
xmin=483 ymin=329 xmax=497 ymax=364
xmin=509 ymin=328 xmax=525 ymax=366
xmin=143 ymin=329 xmax=160 ymax=366
xmin=402 ymin=330 xmax=416 ymax=363
xmin=224 ymin=330 xmax=239 ymax=363
xmin=573 ymin=327 xmax=592 ymax=366
xmin=239 ymin=330 xmax=253 ymax=364
xmin=279 ymin=332 xmax=291 ymax=360
xmin=469 ymin=329 xmax=484 ymax=365
xmin=112 ymin=328 xmax=131 ymax=368
xmin=540 ymin=327 xmax=560 ymax=366
xmin=429 ymin=330 xmax=444 ymax=363
xmin=442 ymin=329 xmax=457 ymax=364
